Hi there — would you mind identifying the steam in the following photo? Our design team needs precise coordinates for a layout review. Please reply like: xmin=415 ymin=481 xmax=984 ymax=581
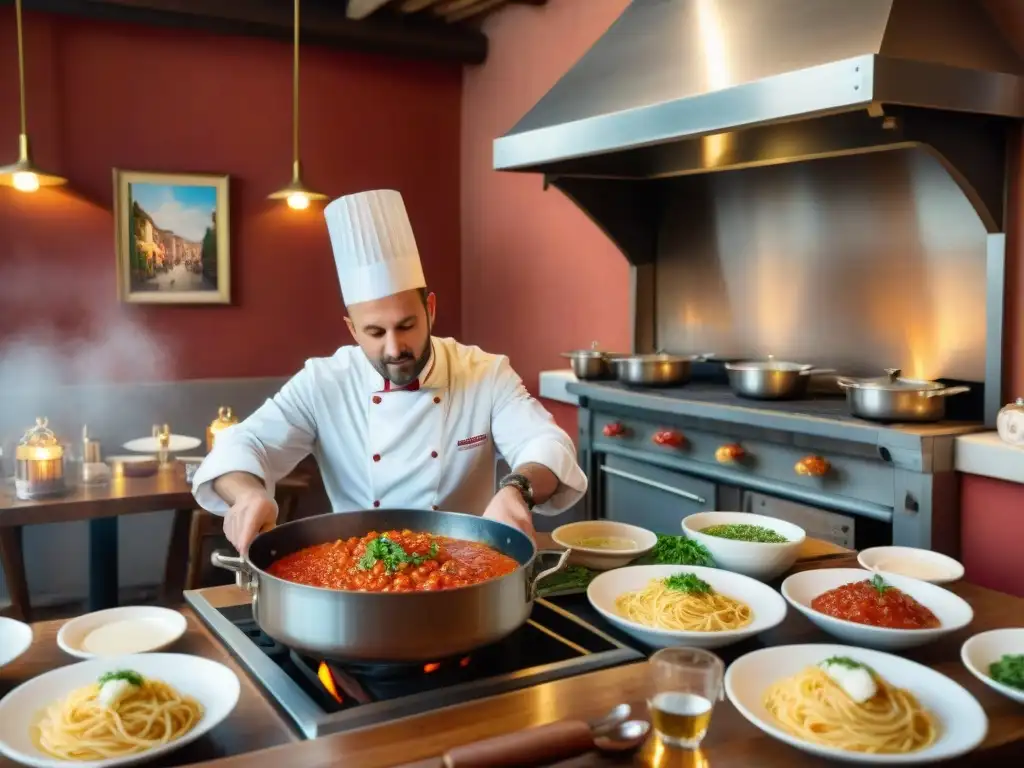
xmin=0 ymin=262 xmax=174 ymax=428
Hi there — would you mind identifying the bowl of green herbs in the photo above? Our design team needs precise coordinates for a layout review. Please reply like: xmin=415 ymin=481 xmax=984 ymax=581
xmin=961 ymin=629 xmax=1024 ymax=704
xmin=682 ymin=511 xmax=805 ymax=581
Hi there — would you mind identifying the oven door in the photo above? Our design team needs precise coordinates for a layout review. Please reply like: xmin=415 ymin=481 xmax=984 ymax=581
xmin=738 ymin=490 xmax=889 ymax=551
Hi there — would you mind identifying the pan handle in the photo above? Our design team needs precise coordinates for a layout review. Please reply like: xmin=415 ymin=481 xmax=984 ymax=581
xmin=211 ymin=550 xmax=258 ymax=595
xmin=529 ymin=548 xmax=572 ymax=599
xmin=921 ymin=385 xmax=970 ymax=399
xmin=799 ymin=367 xmax=836 ymax=376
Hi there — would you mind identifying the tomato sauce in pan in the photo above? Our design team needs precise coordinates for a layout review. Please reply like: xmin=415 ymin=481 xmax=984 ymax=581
xmin=266 ymin=529 xmax=519 ymax=592
xmin=810 ymin=578 xmax=941 ymax=630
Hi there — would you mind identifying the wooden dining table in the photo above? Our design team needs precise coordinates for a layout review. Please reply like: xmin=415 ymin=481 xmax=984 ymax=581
xmin=0 ymin=465 xmax=198 ymax=621
xmin=2 ymin=536 xmax=1023 ymax=767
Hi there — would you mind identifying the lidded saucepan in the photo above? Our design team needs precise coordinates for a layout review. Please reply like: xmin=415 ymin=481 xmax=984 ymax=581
xmin=836 ymin=368 xmax=969 ymax=422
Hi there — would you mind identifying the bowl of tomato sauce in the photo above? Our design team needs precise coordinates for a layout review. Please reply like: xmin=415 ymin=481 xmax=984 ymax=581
xmin=780 ymin=567 xmax=973 ymax=650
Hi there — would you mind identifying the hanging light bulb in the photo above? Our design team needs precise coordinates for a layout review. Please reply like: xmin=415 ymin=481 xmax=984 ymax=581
xmin=268 ymin=0 xmax=328 ymax=209
xmin=0 ymin=0 xmax=67 ymax=193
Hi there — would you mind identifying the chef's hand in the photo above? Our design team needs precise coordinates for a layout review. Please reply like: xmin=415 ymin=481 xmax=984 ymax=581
xmin=223 ymin=490 xmax=279 ymax=553
xmin=483 ymin=486 xmax=535 ymax=540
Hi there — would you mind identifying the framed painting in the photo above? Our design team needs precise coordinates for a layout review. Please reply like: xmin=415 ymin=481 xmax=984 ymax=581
xmin=113 ymin=170 xmax=231 ymax=304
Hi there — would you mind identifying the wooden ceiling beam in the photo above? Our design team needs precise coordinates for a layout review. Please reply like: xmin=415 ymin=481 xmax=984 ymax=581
xmin=5 ymin=0 xmax=487 ymax=64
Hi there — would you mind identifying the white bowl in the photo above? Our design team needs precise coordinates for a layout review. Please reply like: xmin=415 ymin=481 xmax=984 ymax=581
xmin=0 ymin=617 xmax=33 ymax=668
xmin=682 ymin=511 xmax=805 ymax=581
xmin=781 ymin=568 xmax=973 ymax=650
xmin=57 ymin=606 xmax=188 ymax=660
xmin=586 ymin=563 xmax=788 ymax=649
xmin=857 ymin=546 xmax=964 ymax=585
xmin=551 ymin=520 xmax=657 ymax=570
xmin=0 ymin=652 xmax=240 ymax=768
xmin=726 ymin=643 xmax=988 ymax=764
xmin=961 ymin=628 xmax=1024 ymax=705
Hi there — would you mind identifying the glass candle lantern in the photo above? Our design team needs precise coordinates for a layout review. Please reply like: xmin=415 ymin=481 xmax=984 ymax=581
xmin=153 ymin=423 xmax=171 ymax=467
xmin=206 ymin=406 xmax=238 ymax=452
xmin=15 ymin=417 xmax=67 ymax=500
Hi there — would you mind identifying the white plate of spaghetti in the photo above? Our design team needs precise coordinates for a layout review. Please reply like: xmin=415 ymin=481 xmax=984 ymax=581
xmin=726 ymin=644 xmax=988 ymax=764
xmin=0 ymin=653 xmax=240 ymax=768
xmin=586 ymin=564 xmax=787 ymax=649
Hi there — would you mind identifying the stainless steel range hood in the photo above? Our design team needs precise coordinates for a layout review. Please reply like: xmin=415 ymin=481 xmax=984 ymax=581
xmin=493 ymin=0 xmax=1024 ymax=203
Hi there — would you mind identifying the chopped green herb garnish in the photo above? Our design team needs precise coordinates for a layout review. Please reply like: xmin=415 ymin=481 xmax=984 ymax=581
xmin=534 ymin=565 xmax=597 ymax=597
xmin=642 ymin=535 xmax=715 ymax=567
xmin=822 ymin=656 xmax=869 ymax=671
xmin=989 ymin=654 xmax=1024 ymax=691
xmin=358 ymin=537 xmax=438 ymax=573
xmin=664 ymin=572 xmax=713 ymax=594
xmin=700 ymin=523 xmax=788 ymax=544
xmin=870 ymin=575 xmax=890 ymax=595
xmin=98 ymin=670 xmax=143 ymax=687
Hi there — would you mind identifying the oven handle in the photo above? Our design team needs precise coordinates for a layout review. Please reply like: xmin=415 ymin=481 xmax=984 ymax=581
xmin=599 ymin=465 xmax=706 ymax=505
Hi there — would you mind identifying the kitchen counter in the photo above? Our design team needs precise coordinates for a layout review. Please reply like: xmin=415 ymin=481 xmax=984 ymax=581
xmin=955 ymin=431 xmax=1024 ymax=485
xmin=3 ymin=543 xmax=1024 ymax=767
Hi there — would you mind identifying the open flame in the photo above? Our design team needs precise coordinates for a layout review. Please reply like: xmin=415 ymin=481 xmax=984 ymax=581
xmin=423 ymin=662 xmax=441 ymax=674
xmin=317 ymin=661 xmax=343 ymax=703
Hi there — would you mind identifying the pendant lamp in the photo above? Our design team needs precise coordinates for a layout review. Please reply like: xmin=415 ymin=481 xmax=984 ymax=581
xmin=268 ymin=0 xmax=328 ymax=210
xmin=0 ymin=0 xmax=66 ymax=193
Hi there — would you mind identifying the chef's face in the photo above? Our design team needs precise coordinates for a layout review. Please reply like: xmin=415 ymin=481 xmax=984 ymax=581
xmin=346 ymin=289 xmax=436 ymax=386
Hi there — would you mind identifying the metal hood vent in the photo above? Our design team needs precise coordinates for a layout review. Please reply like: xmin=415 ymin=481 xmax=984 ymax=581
xmin=493 ymin=0 xmax=1024 ymax=230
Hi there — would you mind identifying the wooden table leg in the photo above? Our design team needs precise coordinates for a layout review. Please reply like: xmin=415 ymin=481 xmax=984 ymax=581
xmin=0 ymin=526 xmax=30 ymax=622
xmin=88 ymin=517 xmax=119 ymax=612
xmin=163 ymin=509 xmax=193 ymax=601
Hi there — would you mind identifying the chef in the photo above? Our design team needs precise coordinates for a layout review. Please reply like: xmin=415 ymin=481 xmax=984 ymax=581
xmin=192 ymin=189 xmax=587 ymax=552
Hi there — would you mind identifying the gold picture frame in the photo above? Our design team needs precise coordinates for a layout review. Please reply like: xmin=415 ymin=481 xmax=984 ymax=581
xmin=113 ymin=169 xmax=231 ymax=304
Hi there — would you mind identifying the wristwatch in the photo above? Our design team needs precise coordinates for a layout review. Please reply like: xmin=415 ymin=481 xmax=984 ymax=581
xmin=499 ymin=472 xmax=535 ymax=510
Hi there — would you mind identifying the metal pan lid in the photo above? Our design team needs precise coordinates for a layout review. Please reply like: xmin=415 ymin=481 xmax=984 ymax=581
xmin=725 ymin=360 xmax=812 ymax=372
xmin=838 ymin=367 xmax=946 ymax=391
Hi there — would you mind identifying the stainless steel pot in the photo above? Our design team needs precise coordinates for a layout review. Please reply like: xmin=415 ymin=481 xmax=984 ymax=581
xmin=211 ymin=508 xmax=570 ymax=662
xmin=612 ymin=353 xmax=705 ymax=386
xmin=725 ymin=359 xmax=835 ymax=400
xmin=561 ymin=342 xmax=624 ymax=380
xmin=836 ymin=368 xmax=970 ymax=422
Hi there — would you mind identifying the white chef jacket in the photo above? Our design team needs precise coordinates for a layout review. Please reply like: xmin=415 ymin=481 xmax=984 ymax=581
xmin=192 ymin=336 xmax=587 ymax=517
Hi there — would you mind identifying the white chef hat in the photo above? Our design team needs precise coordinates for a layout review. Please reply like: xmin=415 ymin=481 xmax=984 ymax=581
xmin=323 ymin=189 xmax=426 ymax=307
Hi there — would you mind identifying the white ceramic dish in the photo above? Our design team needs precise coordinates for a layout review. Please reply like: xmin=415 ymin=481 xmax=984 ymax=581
xmin=781 ymin=568 xmax=973 ymax=650
xmin=57 ymin=606 xmax=188 ymax=660
xmin=123 ymin=434 xmax=202 ymax=453
xmin=858 ymin=546 xmax=964 ymax=584
xmin=682 ymin=511 xmax=805 ymax=581
xmin=0 ymin=653 xmax=240 ymax=768
xmin=961 ymin=628 xmax=1024 ymax=705
xmin=586 ymin=563 xmax=787 ymax=649
xmin=726 ymin=643 xmax=988 ymax=764
xmin=0 ymin=617 xmax=33 ymax=668
xmin=551 ymin=520 xmax=657 ymax=570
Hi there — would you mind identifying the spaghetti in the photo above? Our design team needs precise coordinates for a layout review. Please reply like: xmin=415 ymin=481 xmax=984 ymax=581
xmin=34 ymin=670 xmax=203 ymax=761
xmin=614 ymin=572 xmax=753 ymax=632
xmin=763 ymin=661 xmax=938 ymax=754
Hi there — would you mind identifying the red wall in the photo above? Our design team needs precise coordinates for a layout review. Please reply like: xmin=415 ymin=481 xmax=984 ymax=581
xmin=460 ymin=0 xmax=631 ymax=436
xmin=0 ymin=13 xmax=461 ymax=383
xmin=461 ymin=1 xmax=1024 ymax=594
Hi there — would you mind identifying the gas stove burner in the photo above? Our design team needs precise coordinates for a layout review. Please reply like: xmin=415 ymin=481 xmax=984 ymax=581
xmin=186 ymin=594 xmax=644 ymax=738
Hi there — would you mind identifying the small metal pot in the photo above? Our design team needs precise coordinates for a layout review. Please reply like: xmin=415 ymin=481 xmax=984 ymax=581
xmin=725 ymin=359 xmax=835 ymax=400
xmin=561 ymin=342 xmax=624 ymax=380
xmin=612 ymin=353 xmax=702 ymax=387
xmin=836 ymin=368 xmax=970 ymax=422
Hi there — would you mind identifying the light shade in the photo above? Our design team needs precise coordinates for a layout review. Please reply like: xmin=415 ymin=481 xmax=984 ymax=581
xmin=0 ymin=134 xmax=66 ymax=192
xmin=268 ymin=159 xmax=328 ymax=210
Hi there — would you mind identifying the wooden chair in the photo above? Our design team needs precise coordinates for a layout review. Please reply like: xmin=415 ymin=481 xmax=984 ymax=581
xmin=183 ymin=459 xmax=320 ymax=590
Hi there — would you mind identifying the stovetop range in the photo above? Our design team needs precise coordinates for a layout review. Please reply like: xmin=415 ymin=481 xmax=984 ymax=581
xmin=185 ymin=590 xmax=645 ymax=738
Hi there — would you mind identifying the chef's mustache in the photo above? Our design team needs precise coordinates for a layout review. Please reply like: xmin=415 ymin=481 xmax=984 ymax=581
xmin=383 ymin=354 xmax=415 ymax=364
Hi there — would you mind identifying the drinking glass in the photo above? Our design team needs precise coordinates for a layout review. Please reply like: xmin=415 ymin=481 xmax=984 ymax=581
xmin=648 ymin=647 xmax=724 ymax=749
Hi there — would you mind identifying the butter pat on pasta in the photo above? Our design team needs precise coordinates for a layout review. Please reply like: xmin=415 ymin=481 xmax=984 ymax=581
xmin=818 ymin=658 xmax=877 ymax=704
